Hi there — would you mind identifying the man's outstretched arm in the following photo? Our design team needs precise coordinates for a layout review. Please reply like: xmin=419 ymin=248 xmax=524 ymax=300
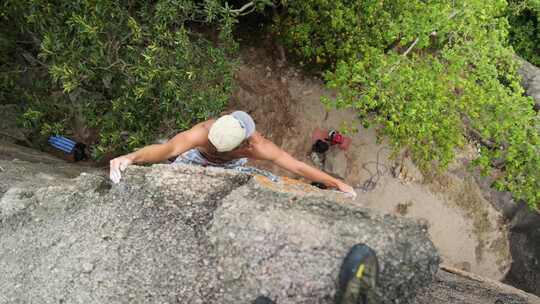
xmin=253 ymin=137 xmax=356 ymax=196
xmin=109 ymin=122 xmax=209 ymax=183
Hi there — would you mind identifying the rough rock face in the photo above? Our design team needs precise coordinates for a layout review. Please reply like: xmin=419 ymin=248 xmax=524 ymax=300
xmin=210 ymin=181 xmax=438 ymax=303
xmin=472 ymin=167 xmax=540 ymax=296
xmin=0 ymin=159 xmax=439 ymax=304
xmin=504 ymin=202 xmax=540 ymax=296
xmin=518 ymin=57 xmax=540 ymax=111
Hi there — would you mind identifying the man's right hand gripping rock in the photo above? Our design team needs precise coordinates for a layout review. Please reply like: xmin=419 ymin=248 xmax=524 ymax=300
xmin=109 ymin=156 xmax=133 ymax=184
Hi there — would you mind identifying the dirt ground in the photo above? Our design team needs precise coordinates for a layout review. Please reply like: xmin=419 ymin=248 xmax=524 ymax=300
xmin=229 ymin=48 xmax=512 ymax=280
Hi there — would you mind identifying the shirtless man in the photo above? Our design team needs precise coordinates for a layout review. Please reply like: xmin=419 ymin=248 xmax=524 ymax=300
xmin=109 ymin=111 xmax=356 ymax=196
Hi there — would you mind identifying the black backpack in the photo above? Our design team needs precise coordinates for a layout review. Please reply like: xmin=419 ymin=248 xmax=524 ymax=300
xmin=312 ymin=139 xmax=330 ymax=153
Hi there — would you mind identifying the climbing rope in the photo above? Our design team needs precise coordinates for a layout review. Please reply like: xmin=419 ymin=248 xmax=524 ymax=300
xmin=356 ymin=146 xmax=391 ymax=193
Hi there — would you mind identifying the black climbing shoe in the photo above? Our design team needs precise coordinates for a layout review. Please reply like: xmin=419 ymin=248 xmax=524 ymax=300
xmin=336 ymin=244 xmax=379 ymax=304
xmin=252 ymin=295 xmax=276 ymax=304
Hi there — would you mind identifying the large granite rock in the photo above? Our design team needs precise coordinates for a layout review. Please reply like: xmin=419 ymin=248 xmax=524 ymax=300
xmin=210 ymin=180 xmax=438 ymax=303
xmin=0 ymin=159 xmax=439 ymax=304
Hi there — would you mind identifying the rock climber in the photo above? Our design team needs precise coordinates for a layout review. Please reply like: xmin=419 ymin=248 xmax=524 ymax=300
xmin=109 ymin=111 xmax=356 ymax=196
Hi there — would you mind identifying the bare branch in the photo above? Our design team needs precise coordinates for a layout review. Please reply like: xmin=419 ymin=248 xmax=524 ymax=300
xmin=229 ymin=1 xmax=255 ymax=15
xmin=402 ymin=38 xmax=419 ymax=57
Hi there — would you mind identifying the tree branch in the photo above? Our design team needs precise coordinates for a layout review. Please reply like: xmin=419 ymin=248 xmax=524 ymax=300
xmin=462 ymin=116 xmax=497 ymax=149
xmin=229 ymin=1 xmax=255 ymax=15
xmin=402 ymin=38 xmax=419 ymax=57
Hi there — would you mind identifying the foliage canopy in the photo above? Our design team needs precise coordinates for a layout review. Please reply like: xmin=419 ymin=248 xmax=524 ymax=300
xmin=277 ymin=0 xmax=540 ymax=208
xmin=508 ymin=0 xmax=540 ymax=66
xmin=0 ymin=0 xmax=270 ymax=157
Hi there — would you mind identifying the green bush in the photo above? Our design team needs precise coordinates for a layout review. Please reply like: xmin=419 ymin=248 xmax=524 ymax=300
xmin=508 ymin=0 xmax=540 ymax=65
xmin=277 ymin=0 xmax=540 ymax=208
xmin=0 ymin=0 xmax=270 ymax=158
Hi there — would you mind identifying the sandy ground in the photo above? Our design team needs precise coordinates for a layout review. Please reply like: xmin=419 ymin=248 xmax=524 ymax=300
xmin=230 ymin=48 xmax=511 ymax=280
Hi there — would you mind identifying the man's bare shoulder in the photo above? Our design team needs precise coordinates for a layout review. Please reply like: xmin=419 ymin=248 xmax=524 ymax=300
xmin=248 ymin=132 xmax=284 ymax=161
xmin=168 ymin=119 xmax=214 ymax=148
xmin=187 ymin=119 xmax=217 ymax=137
xmin=193 ymin=119 xmax=215 ymax=130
